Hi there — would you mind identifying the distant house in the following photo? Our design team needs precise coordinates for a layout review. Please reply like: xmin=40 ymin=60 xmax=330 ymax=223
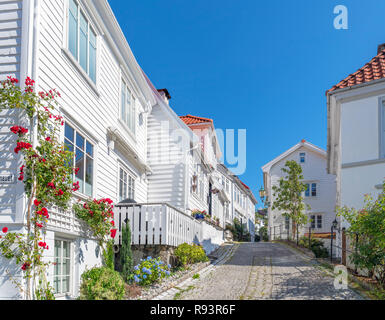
xmin=217 ymin=164 xmax=258 ymax=241
xmin=262 ymin=140 xmax=337 ymax=242
xmin=326 ymin=44 xmax=385 ymax=259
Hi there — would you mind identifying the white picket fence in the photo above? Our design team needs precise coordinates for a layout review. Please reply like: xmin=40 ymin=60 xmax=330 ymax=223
xmin=114 ymin=203 xmax=224 ymax=252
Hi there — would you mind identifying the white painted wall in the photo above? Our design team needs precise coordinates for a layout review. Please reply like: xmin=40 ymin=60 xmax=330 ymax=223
xmin=265 ymin=144 xmax=337 ymax=239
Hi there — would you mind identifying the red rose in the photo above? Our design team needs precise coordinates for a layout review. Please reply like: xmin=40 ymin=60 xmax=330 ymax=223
xmin=45 ymin=137 xmax=51 ymax=142
xmin=111 ymin=221 xmax=115 ymax=226
xmin=41 ymin=208 xmax=48 ymax=217
xmin=2 ymin=227 xmax=8 ymax=233
xmin=34 ymin=199 xmax=41 ymax=207
xmin=18 ymin=174 xmax=24 ymax=181
xmin=21 ymin=262 xmax=30 ymax=271
xmin=36 ymin=223 xmax=43 ymax=228
xmin=47 ymin=182 xmax=55 ymax=189
xmin=110 ymin=229 xmax=117 ymax=239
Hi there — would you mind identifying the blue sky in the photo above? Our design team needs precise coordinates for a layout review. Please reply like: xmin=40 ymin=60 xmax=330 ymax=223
xmin=109 ymin=0 xmax=385 ymax=206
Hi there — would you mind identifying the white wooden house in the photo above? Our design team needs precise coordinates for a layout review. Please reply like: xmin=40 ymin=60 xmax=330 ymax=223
xmin=217 ymin=163 xmax=257 ymax=240
xmin=0 ymin=0 xmax=228 ymax=299
xmin=262 ymin=140 xmax=337 ymax=242
xmin=326 ymin=44 xmax=385 ymax=260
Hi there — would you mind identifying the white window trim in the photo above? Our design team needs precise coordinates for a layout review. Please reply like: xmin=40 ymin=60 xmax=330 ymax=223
xmin=120 ymin=77 xmax=138 ymax=137
xmin=63 ymin=119 xmax=97 ymax=200
xmin=53 ymin=238 xmax=74 ymax=298
xmin=304 ymin=181 xmax=318 ymax=198
xmin=117 ymin=162 xmax=136 ymax=203
xmin=62 ymin=0 xmax=99 ymax=95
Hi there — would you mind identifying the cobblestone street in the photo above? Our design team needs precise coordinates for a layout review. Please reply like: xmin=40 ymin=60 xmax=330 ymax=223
xmin=164 ymin=242 xmax=363 ymax=300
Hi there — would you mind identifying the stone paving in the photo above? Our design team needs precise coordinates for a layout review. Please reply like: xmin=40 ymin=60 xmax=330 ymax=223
xmin=161 ymin=242 xmax=364 ymax=300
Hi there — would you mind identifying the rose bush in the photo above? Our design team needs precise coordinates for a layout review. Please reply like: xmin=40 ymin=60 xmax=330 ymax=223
xmin=0 ymin=76 xmax=74 ymax=300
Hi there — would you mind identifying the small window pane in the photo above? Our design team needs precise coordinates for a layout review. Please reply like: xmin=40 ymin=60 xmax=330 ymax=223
xmin=86 ymin=141 xmax=93 ymax=157
xmin=85 ymin=156 xmax=93 ymax=196
xmin=75 ymin=149 xmax=84 ymax=192
xmin=305 ymin=184 xmax=310 ymax=197
xmin=65 ymin=124 xmax=74 ymax=142
xmin=68 ymin=0 xmax=78 ymax=59
xmin=79 ymin=12 xmax=88 ymax=72
xmin=312 ymin=183 xmax=317 ymax=197
xmin=89 ymin=29 xmax=96 ymax=82
xmin=76 ymin=134 xmax=84 ymax=150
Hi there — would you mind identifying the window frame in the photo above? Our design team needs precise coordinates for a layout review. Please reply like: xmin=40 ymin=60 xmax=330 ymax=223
xmin=310 ymin=215 xmax=316 ymax=229
xmin=64 ymin=122 xmax=95 ymax=198
xmin=66 ymin=0 xmax=98 ymax=83
xmin=300 ymin=152 xmax=306 ymax=163
xmin=304 ymin=182 xmax=317 ymax=198
xmin=317 ymin=215 xmax=322 ymax=229
xmin=120 ymin=78 xmax=137 ymax=136
xmin=53 ymin=238 xmax=73 ymax=297
xmin=118 ymin=164 xmax=135 ymax=203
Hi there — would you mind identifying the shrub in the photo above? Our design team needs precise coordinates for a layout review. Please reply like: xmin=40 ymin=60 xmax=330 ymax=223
xmin=120 ymin=221 xmax=133 ymax=282
xmin=133 ymin=257 xmax=171 ymax=286
xmin=299 ymin=236 xmax=329 ymax=258
xmin=259 ymin=226 xmax=269 ymax=241
xmin=174 ymin=243 xmax=209 ymax=267
xmin=80 ymin=267 xmax=125 ymax=300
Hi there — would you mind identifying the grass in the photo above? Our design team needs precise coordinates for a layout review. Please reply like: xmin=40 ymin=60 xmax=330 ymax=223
xmin=173 ymin=285 xmax=195 ymax=300
xmin=192 ymin=273 xmax=200 ymax=280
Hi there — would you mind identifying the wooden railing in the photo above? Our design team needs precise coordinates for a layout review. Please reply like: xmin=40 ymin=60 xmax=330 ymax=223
xmin=114 ymin=203 xmax=222 ymax=247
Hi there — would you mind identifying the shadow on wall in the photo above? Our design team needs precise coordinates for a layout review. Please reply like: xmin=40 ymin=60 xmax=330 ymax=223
xmin=0 ymin=256 xmax=23 ymax=300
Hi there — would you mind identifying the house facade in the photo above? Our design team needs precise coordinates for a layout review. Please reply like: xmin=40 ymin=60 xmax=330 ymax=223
xmin=0 ymin=0 xmax=158 ymax=299
xmin=262 ymin=140 xmax=337 ymax=242
xmin=326 ymin=44 xmax=385 ymax=259
xmin=217 ymin=163 xmax=257 ymax=240
xmin=0 ymin=0 xmax=254 ymax=300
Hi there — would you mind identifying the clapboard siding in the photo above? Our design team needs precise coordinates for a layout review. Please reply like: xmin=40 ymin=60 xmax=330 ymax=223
xmin=0 ymin=0 xmax=23 ymax=222
xmin=0 ymin=0 xmax=22 ymax=81
xmin=38 ymin=0 xmax=147 ymax=204
xmin=147 ymin=105 xmax=187 ymax=209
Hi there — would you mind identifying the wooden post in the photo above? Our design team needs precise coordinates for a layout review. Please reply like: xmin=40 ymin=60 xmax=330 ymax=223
xmin=342 ymin=229 xmax=347 ymax=266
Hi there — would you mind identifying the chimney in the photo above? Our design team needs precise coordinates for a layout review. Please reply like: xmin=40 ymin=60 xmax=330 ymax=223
xmin=378 ymin=43 xmax=385 ymax=54
xmin=157 ymin=89 xmax=171 ymax=105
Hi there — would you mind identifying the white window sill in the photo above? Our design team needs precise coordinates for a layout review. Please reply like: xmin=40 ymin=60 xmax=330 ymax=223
xmin=61 ymin=48 xmax=100 ymax=97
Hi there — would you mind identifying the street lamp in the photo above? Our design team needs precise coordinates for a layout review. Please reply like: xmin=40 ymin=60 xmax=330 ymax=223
xmin=330 ymin=218 xmax=339 ymax=263
xmin=259 ymin=187 xmax=265 ymax=203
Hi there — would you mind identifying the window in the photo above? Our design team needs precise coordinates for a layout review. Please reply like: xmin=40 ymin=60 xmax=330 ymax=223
xmin=121 ymin=80 xmax=136 ymax=134
xmin=305 ymin=184 xmax=310 ymax=197
xmin=300 ymin=153 xmax=306 ymax=163
xmin=68 ymin=0 xmax=97 ymax=83
xmin=54 ymin=240 xmax=71 ymax=295
xmin=317 ymin=215 xmax=322 ymax=229
xmin=310 ymin=215 xmax=316 ymax=229
xmin=64 ymin=123 xmax=94 ymax=196
xmin=119 ymin=167 xmax=135 ymax=202
xmin=305 ymin=183 xmax=317 ymax=197
xmin=311 ymin=183 xmax=317 ymax=197
xmin=199 ymin=180 xmax=204 ymax=201
xmin=285 ymin=216 xmax=290 ymax=230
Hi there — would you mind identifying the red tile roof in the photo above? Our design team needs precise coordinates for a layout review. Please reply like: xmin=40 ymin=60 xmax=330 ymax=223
xmin=240 ymin=181 xmax=250 ymax=190
xmin=180 ymin=115 xmax=213 ymax=125
xmin=328 ymin=47 xmax=385 ymax=93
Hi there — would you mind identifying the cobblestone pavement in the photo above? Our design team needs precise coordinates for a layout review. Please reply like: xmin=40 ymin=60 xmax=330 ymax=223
xmin=168 ymin=242 xmax=363 ymax=300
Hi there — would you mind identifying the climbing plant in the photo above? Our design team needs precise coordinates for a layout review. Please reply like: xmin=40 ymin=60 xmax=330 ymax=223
xmin=0 ymin=76 xmax=76 ymax=299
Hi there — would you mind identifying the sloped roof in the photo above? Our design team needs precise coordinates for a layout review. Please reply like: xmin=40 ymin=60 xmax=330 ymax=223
xmin=261 ymin=140 xmax=326 ymax=173
xmin=180 ymin=115 xmax=213 ymax=125
xmin=328 ymin=48 xmax=385 ymax=93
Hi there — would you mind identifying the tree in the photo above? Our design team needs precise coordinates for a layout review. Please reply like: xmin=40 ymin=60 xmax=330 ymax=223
xmin=338 ymin=181 xmax=385 ymax=287
xmin=272 ymin=160 xmax=309 ymax=243
xmin=120 ymin=221 xmax=133 ymax=282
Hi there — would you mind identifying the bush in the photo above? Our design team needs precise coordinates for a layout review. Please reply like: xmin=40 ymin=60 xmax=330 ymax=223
xmin=133 ymin=257 xmax=171 ymax=286
xmin=120 ymin=221 xmax=133 ymax=282
xmin=259 ymin=226 xmax=269 ymax=241
xmin=299 ymin=236 xmax=329 ymax=258
xmin=80 ymin=267 xmax=125 ymax=300
xmin=174 ymin=243 xmax=209 ymax=267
